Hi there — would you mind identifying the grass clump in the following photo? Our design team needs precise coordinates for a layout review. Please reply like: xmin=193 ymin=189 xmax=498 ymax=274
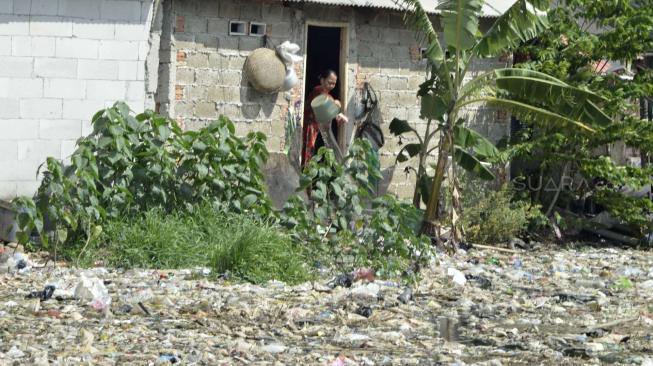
xmin=75 ymin=204 xmax=312 ymax=285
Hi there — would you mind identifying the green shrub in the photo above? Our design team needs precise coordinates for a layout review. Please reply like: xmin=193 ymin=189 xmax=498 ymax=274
xmin=13 ymin=102 xmax=272 ymax=252
xmin=281 ymin=140 xmax=432 ymax=279
xmin=74 ymin=204 xmax=311 ymax=284
xmin=461 ymin=185 xmax=542 ymax=244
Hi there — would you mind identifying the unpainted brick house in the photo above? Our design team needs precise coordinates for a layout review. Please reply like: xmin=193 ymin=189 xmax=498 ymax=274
xmin=0 ymin=0 xmax=512 ymax=202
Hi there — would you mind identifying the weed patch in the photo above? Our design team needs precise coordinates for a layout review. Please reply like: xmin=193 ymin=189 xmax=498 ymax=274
xmin=73 ymin=205 xmax=312 ymax=285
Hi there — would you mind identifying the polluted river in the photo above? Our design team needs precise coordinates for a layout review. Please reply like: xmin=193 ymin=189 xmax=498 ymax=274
xmin=1 ymin=243 xmax=652 ymax=365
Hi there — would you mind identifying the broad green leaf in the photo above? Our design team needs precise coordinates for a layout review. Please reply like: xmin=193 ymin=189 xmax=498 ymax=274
xmin=389 ymin=118 xmax=417 ymax=137
xmin=454 ymin=147 xmax=495 ymax=180
xmin=197 ymin=164 xmax=208 ymax=178
xmin=458 ymin=96 xmax=597 ymax=132
xmin=420 ymin=92 xmax=448 ymax=121
xmin=437 ymin=0 xmax=483 ymax=51
xmin=474 ymin=0 xmax=550 ymax=58
xmin=453 ymin=125 xmax=499 ymax=159
xmin=396 ymin=143 xmax=422 ymax=163
xmin=157 ymin=125 xmax=171 ymax=140
xmin=494 ymin=76 xmax=611 ymax=126
xmin=192 ymin=140 xmax=207 ymax=151
xmin=419 ymin=174 xmax=433 ymax=207
xmin=242 ymin=194 xmax=257 ymax=207
xmin=459 ymin=68 xmax=567 ymax=102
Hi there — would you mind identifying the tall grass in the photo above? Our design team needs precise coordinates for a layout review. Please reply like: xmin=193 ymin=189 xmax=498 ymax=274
xmin=75 ymin=204 xmax=312 ymax=284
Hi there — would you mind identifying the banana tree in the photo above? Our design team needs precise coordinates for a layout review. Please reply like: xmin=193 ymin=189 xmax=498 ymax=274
xmin=393 ymin=0 xmax=612 ymax=242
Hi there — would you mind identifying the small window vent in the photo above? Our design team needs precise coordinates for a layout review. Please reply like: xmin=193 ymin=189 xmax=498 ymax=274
xmin=249 ymin=22 xmax=266 ymax=37
xmin=229 ymin=20 xmax=247 ymax=36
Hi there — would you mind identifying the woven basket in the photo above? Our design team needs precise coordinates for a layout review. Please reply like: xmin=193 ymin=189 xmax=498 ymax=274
xmin=245 ymin=48 xmax=285 ymax=94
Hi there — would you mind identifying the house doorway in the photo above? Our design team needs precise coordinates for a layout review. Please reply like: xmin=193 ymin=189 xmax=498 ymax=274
xmin=304 ymin=24 xmax=347 ymax=155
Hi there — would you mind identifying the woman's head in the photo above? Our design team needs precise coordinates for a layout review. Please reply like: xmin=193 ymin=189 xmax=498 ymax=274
xmin=319 ymin=69 xmax=338 ymax=92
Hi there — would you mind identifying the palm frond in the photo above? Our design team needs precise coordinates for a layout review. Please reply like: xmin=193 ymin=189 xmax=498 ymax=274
xmin=457 ymin=68 xmax=612 ymax=128
xmin=459 ymin=68 xmax=566 ymax=101
xmin=456 ymin=96 xmax=597 ymax=132
xmin=473 ymin=0 xmax=550 ymax=58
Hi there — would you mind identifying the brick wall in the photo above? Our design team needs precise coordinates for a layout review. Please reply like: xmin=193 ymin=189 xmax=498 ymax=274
xmin=166 ymin=0 xmax=508 ymax=201
xmin=0 ymin=0 xmax=154 ymax=199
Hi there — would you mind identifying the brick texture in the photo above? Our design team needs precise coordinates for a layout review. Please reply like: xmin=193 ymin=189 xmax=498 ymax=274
xmin=168 ymin=0 xmax=508 ymax=201
xmin=0 ymin=0 xmax=154 ymax=199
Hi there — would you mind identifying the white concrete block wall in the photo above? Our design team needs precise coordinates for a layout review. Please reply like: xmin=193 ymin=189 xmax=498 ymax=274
xmin=0 ymin=0 xmax=154 ymax=199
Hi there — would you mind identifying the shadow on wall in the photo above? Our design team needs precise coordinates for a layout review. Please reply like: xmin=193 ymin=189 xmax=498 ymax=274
xmin=238 ymin=70 xmax=277 ymax=120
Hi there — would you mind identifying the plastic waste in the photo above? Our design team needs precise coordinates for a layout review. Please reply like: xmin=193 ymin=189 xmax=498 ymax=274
xmin=352 ymin=268 xmax=375 ymax=282
xmin=159 ymin=353 xmax=179 ymax=363
xmin=331 ymin=355 xmax=346 ymax=366
xmin=261 ymin=343 xmax=287 ymax=353
xmin=329 ymin=273 xmax=354 ymax=288
xmin=276 ymin=41 xmax=303 ymax=91
xmin=26 ymin=285 xmax=55 ymax=301
xmin=1 ymin=252 xmax=31 ymax=273
xmin=447 ymin=268 xmax=467 ymax=286
xmin=513 ymin=258 xmax=523 ymax=269
xmin=355 ymin=305 xmax=373 ymax=318
xmin=350 ymin=283 xmax=381 ymax=300
xmin=618 ymin=266 xmax=643 ymax=277
xmin=398 ymin=287 xmax=413 ymax=304
xmin=74 ymin=275 xmax=111 ymax=311
xmin=275 ymin=41 xmax=303 ymax=65
xmin=282 ymin=67 xmax=298 ymax=91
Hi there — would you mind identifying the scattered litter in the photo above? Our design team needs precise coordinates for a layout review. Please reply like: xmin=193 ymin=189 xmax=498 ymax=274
xmin=0 ymin=246 xmax=651 ymax=364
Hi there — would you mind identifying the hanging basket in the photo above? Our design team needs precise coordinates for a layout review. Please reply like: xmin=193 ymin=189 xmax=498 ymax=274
xmin=244 ymin=48 xmax=286 ymax=94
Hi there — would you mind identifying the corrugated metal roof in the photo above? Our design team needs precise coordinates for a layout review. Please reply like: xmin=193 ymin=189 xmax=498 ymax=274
xmin=285 ymin=0 xmax=515 ymax=17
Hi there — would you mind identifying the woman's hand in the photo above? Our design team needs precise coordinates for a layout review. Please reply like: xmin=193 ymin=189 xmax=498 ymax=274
xmin=336 ymin=113 xmax=348 ymax=125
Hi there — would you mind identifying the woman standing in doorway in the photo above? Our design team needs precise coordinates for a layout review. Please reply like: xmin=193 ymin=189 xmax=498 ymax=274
xmin=302 ymin=69 xmax=346 ymax=169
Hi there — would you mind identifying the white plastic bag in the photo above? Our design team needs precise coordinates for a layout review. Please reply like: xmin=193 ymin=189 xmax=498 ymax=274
xmin=282 ymin=67 xmax=299 ymax=91
xmin=276 ymin=41 xmax=303 ymax=65
xmin=74 ymin=275 xmax=112 ymax=311
xmin=276 ymin=41 xmax=303 ymax=91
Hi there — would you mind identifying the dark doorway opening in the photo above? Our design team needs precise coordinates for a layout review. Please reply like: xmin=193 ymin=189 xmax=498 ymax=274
xmin=304 ymin=25 xmax=342 ymax=146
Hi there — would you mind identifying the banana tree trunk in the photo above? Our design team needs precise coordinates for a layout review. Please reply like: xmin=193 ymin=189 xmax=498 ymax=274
xmin=420 ymin=130 xmax=452 ymax=236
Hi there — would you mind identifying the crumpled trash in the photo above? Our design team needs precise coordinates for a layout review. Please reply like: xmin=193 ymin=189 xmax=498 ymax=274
xmin=352 ymin=268 xmax=376 ymax=282
xmin=355 ymin=305 xmax=373 ymax=318
xmin=276 ymin=41 xmax=303 ymax=65
xmin=26 ymin=285 xmax=55 ymax=302
xmin=6 ymin=345 xmax=25 ymax=359
xmin=1 ymin=252 xmax=31 ymax=273
xmin=447 ymin=268 xmax=467 ymax=286
xmin=398 ymin=287 xmax=413 ymax=304
xmin=276 ymin=41 xmax=303 ymax=91
xmin=74 ymin=275 xmax=111 ymax=311
xmin=159 ymin=353 xmax=180 ymax=363
xmin=331 ymin=354 xmax=346 ymax=366
xmin=350 ymin=283 xmax=381 ymax=300
xmin=329 ymin=273 xmax=354 ymax=288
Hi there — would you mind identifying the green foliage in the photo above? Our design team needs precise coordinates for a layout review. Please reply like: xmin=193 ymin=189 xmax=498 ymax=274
xmin=395 ymin=0 xmax=611 ymax=245
xmin=281 ymin=140 xmax=432 ymax=279
xmin=462 ymin=185 xmax=542 ymax=244
xmin=511 ymin=0 xmax=653 ymax=236
xmin=74 ymin=205 xmax=311 ymax=285
xmin=12 ymin=102 xmax=272 ymax=252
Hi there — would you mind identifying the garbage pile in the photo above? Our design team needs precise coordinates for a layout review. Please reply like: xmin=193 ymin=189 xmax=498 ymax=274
xmin=1 ymin=242 xmax=652 ymax=365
